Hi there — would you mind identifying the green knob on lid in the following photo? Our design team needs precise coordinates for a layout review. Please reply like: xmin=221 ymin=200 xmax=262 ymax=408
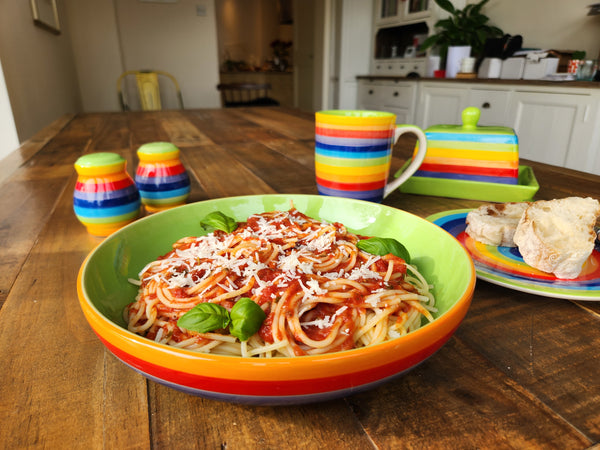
xmin=462 ymin=107 xmax=480 ymax=130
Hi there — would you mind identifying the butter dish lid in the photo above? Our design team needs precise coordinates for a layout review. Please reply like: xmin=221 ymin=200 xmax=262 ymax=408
xmin=425 ymin=107 xmax=517 ymax=142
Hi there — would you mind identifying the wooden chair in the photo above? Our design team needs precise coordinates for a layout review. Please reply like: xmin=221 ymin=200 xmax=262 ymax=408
xmin=217 ymin=83 xmax=280 ymax=107
xmin=117 ymin=70 xmax=184 ymax=111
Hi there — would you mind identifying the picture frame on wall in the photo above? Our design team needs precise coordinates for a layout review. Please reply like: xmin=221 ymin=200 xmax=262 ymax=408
xmin=30 ymin=0 xmax=61 ymax=35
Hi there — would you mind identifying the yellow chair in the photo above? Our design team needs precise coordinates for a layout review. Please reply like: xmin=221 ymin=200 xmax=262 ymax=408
xmin=117 ymin=70 xmax=184 ymax=111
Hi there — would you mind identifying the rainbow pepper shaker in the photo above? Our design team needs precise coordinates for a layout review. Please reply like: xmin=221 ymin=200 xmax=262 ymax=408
xmin=73 ymin=152 xmax=141 ymax=236
xmin=135 ymin=142 xmax=191 ymax=212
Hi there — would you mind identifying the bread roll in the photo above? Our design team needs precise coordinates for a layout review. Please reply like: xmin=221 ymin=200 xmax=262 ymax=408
xmin=466 ymin=202 xmax=530 ymax=247
xmin=513 ymin=197 xmax=600 ymax=279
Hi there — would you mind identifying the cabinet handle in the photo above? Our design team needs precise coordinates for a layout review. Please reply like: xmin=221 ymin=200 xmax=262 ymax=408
xmin=393 ymin=92 xmax=399 ymax=97
xmin=482 ymin=102 xmax=491 ymax=109
xmin=368 ymin=89 xmax=374 ymax=95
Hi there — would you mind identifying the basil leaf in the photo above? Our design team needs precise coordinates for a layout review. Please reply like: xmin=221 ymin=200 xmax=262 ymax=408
xmin=357 ymin=237 xmax=411 ymax=264
xmin=200 ymin=211 xmax=238 ymax=233
xmin=177 ymin=302 xmax=231 ymax=333
xmin=229 ymin=298 xmax=266 ymax=342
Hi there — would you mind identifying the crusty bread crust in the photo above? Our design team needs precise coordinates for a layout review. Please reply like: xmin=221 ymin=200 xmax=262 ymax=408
xmin=466 ymin=202 xmax=530 ymax=247
xmin=513 ymin=197 xmax=600 ymax=279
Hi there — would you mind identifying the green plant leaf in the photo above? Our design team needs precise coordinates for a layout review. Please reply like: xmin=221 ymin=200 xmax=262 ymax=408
xmin=177 ymin=302 xmax=231 ymax=333
xmin=229 ymin=298 xmax=266 ymax=342
xmin=200 ymin=211 xmax=238 ymax=233
xmin=426 ymin=0 xmax=504 ymax=58
xmin=435 ymin=0 xmax=456 ymax=14
xmin=357 ymin=238 xmax=411 ymax=264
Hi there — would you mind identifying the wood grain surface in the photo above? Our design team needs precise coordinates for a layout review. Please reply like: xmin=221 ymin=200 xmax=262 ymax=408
xmin=0 ymin=107 xmax=598 ymax=449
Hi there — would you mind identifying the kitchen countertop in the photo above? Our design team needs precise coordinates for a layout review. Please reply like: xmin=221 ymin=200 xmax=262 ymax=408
xmin=357 ymin=75 xmax=600 ymax=88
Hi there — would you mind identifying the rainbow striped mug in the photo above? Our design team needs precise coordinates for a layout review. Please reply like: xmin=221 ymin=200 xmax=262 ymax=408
xmin=315 ymin=110 xmax=427 ymax=202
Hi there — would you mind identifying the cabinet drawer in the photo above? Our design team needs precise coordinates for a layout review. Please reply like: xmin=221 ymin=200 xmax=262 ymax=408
xmin=372 ymin=60 xmax=426 ymax=76
xmin=379 ymin=84 xmax=415 ymax=108
xmin=468 ymin=89 xmax=510 ymax=126
xmin=358 ymin=83 xmax=415 ymax=109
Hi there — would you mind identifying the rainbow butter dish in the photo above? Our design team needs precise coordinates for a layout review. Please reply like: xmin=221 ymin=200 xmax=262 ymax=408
xmin=398 ymin=107 xmax=539 ymax=202
xmin=77 ymin=194 xmax=476 ymax=405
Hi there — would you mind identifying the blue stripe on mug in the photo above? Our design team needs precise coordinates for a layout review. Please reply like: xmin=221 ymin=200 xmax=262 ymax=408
xmin=315 ymin=148 xmax=390 ymax=159
xmin=73 ymin=190 xmax=140 ymax=209
xmin=139 ymin=186 xmax=191 ymax=200
xmin=414 ymin=170 xmax=519 ymax=184
xmin=74 ymin=184 xmax=139 ymax=202
xmin=73 ymin=200 xmax=140 ymax=218
xmin=316 ymin=185 xmax=384 ymax=202
xmin=315 ymin=142 xmax=390 ymax=153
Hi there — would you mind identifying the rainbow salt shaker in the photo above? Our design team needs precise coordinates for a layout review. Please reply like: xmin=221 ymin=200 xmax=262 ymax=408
xmin=135 ymin=142 xmax=191 ymax=212
xmin=73 ymin=152 xmax=141 ymax=236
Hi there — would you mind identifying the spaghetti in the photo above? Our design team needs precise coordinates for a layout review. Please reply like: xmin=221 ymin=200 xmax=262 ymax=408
xmin=125 ymin=208 xmax=436 ymax=357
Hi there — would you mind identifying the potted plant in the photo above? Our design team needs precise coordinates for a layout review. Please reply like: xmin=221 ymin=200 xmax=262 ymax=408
xmin=420 ymin=0 xmax=503 ymax=77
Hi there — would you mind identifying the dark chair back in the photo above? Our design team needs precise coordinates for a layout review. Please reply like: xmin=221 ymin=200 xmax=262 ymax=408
xmin=217 ymin=83 xmax=280 ymax=107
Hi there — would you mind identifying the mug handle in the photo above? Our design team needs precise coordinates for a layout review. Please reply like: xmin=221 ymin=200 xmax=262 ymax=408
xmin=383 ymin=125 xmax=427 ymax=199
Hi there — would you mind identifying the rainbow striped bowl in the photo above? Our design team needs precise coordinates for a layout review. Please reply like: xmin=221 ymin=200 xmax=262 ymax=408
xmin=135 ymin=142 xmax=191 ymax=213
xmin=73 ymin=153 xmax=141 ymax=236
xmin=77 ymin=194 xmax=475 ymax=405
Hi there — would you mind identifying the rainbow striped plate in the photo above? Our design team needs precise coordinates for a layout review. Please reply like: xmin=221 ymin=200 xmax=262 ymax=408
xmin=429 ymin=209 xmax=600 ymax=300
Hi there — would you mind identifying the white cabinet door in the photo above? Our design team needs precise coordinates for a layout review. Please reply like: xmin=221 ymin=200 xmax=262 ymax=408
xmin=415 ymin=84 xmax=469 ymax=128
xmin=467 ymin=88 xmax=511 ymax=126
xmin=509 ymin=91 xmax=597 ymax=170
xmin=357 ymin=80 xmax=417 ymax=124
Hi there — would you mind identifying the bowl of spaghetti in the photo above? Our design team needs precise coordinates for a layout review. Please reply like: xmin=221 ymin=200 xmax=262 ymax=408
xmin=77 ymin=194 xmax=475 ymax=405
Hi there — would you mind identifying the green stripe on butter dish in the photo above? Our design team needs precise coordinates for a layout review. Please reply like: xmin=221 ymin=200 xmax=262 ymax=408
xmin=397 ymin=164 xmax=539 ymax=202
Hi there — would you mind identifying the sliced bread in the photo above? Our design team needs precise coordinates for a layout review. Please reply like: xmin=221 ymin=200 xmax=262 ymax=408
xmin=513 ymin=197 xmax=600 ymax=279
xmin=466 ymin=202 xmax=530 ymax=247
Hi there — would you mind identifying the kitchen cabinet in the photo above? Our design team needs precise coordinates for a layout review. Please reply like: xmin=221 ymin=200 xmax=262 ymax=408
xmin=374 ymin=0 xmax=431 ymax=25
xmin=371 ymin=0 xmax=465 ymax=77
xmin=414 ymin=82 xmax=469 ymax=128
xmin=372 ymin=59 xmax=426 ymax=77
xmin=468 ymin=87 xmax=511 ymax=126
xmin=509 ymin=89 xmax=598 ymax=170
xmin=355 ymin=77 xmax=600 ymax=175
xmin=357 ymin=79 xmax=417 ymax=124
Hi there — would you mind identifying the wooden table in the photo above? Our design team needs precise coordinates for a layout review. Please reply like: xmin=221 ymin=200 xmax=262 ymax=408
xmin=1 ymin=107 xmax=599 ymax=449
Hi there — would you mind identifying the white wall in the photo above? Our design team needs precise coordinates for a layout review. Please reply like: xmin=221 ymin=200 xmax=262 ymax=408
xmin=485 ymin=0 xmax=600 ymax=60
xmin=64 ymin=0 xmax=124 ymax=112
xmin=0 ymin=59 xmax=19 ymax=161
xmin=336 ymin=0 xmax=373 ymax=109
xmin=0 ymin=0 xmax=81 ymax=143
xmin=114 ymin=0 xmax=220 ymax=109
